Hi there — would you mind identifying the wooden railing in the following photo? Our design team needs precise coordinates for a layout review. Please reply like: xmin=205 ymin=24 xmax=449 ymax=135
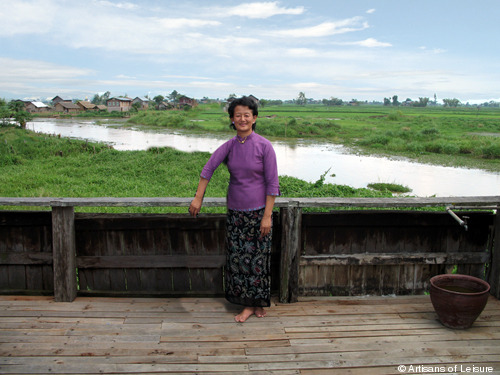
xmin=1 ymin=196 xmax=499 ymax=302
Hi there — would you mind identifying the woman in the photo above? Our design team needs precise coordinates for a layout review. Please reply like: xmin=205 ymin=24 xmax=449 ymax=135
xmin=189 ymin=96 xmax=280 ymax=323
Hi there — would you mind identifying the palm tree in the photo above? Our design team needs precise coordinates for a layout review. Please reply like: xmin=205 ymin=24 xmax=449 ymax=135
xmin=8 ymin=101 xmax=33 ymax=129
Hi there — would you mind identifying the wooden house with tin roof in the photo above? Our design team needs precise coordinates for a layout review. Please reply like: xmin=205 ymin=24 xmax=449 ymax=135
xmin=106 ymin=97 xmax=133 ymax=112
xmin=25 ymin=101 xmax=50 ymax=113
xmin=54 ymin=101 xmax=80 ymax=113
xmin=77 ymin=101 xmax=97 ymax=111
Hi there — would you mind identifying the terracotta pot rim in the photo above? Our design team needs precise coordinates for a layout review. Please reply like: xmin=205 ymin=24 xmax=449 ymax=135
xmin=430 ymin=273 xmax=490 ymax=296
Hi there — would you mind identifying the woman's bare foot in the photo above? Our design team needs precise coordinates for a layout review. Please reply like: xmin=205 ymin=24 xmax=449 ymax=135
xmin=234 ymin=307 xmax=255 ymax=323
xmin=255 ymin=307 xmax=267 ymax=318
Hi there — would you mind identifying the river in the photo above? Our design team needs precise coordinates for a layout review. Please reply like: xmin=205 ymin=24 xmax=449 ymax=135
xmin=28 ymin=118 xmax=500 ymax=197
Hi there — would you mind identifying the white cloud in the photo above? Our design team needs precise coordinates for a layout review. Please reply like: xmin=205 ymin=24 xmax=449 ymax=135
xmin=0 ymin=57 xmax=94 ymax=96
xmin=115 ymin=74 xmax=136 ymax=79
xmin=286 ymin=48 xmax=319 ymax=57
xmin=95 ymin=1 xmax=138 ymax=10
xmin=0 ymin=1 xmax=221 ymax=55
xmin=342 ymin=38 xmax=392 ymax=48
xmin=162 ymin=75 xmax=213 ymax=80
xmin=57 ymin=12 xmax=222 ymax=55
xmin=290 ymin=82 xmax=324 ymax=90
xmin=224 ymin=2 xmax=305 ymax=19
xmin=269 ymin=17 xmax=368 ymax=37
xmin=156 ymin=18 xmax=220 ymax=30
xmin=1 ymin=1 xmax=498 ymax=103
xmin=419 ymin=46 xmax=447 ymax=54
xmin=0 ymin=1 xmax=56 ymax=35
xmin=0 ymin=57 xmax=93 ymax=81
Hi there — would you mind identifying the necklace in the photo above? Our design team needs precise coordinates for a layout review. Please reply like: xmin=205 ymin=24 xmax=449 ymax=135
xmin=237 ymin=135 xmax=248 ymax=144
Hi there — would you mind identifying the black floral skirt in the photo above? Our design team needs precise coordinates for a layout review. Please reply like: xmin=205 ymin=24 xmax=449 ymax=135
xmin=225 ymin=209 xmax=272 ymax=308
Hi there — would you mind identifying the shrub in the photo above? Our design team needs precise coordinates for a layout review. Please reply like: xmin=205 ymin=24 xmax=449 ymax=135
xmin=480 ymin=144 xmax=500 ymax=159
xmin=363 ymin=135 xmax=390 ymax=146
xmin=388 ymin=111 xmax=403 ymax=121
xmin=387 ymin=138 xmax=407 ymax=152
xmin=441 ymin=143 xmax=460 ymax=155
xmin=425 ymin=142 xmax=444 ymax=154
xmin=421 ymin=128 xmax=440 ymax=136
xmin=405 ymin=142 xmax=425 ymax=153
xmin=367 ymin=183 xmax=411 ymax=193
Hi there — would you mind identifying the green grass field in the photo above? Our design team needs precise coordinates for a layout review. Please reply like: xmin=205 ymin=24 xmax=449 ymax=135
xmin=0 ymin=125 xmax=391 ymax=213
xmin=126 ymin=104 xmax=500 ymax=172
xmin=4 ymin=104 xmax=497 ymax=213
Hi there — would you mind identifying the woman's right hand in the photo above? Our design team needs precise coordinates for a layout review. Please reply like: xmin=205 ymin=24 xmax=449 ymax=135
xmin=189 ymin=197 xmax=202 ymax=217
xmin=189 ymin=177 xmax=209 ymax=217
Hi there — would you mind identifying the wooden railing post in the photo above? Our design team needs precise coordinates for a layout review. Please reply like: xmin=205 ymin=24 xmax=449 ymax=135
xmin=279 ymin=201 xmax=301 ymax=303
xmin=52 ymin=206 xmax=77 ymax=302
xmin=489 ymin=207 xmax=500 ymax=299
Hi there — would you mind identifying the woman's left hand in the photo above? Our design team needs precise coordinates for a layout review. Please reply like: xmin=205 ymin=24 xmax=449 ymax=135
xmin=260 ymin=216 xmax=272 ymax=238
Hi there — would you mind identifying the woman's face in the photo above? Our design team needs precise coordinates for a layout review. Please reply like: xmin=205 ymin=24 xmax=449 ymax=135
xmin=231 ymin=105 xmax=256 ymax=136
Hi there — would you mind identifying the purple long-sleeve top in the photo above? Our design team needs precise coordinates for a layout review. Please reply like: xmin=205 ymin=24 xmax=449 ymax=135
xmin=200 ymin=132 xmax=280 ymax=211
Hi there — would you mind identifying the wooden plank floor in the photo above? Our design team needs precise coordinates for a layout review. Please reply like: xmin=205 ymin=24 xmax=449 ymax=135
xmin=0 ymin=294 xmax=499 ymax=374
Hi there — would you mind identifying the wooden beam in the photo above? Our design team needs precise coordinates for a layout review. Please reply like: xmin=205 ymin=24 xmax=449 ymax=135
xmin=0 ymin=196 xmax=498 ymax=208
xmin=76 ymin=255 xmax=225 ymax=269
xmin=489 ymin=210 xmax=500 ymax=299
xmin=0 ymin=252 xmax=52 ymax=265
xmin=300 ymin=252 xmax=490 ymax=266
xmin=51 ymin=206 xmax=77 ymax=302
xmin=291 ymin=196 xmax=500 ymax=208
xmin=279 ymin=202 xmax=301 ymax=303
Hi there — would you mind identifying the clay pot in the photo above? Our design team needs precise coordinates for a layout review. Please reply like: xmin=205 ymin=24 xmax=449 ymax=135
xmin=430 ymin=274 xmax=490 ymax=329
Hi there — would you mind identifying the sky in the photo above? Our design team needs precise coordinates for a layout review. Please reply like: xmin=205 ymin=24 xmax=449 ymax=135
xmin=1 ymin=0 xmax=499 ymax=104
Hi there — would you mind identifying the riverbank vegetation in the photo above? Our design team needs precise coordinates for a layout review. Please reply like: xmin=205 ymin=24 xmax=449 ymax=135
xmin=127 ymin=104 xmax=500 ymax=172
xmin=0 ymin=126 xmax=392 ymax=213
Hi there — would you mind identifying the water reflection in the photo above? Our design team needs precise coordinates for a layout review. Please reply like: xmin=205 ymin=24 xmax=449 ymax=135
xmin=28 ymin=118 xmax=500 ymax=197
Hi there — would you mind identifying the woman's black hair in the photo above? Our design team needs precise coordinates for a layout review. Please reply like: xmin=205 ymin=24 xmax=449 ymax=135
xmin=228 ymin=96 xmax=258 ymax=131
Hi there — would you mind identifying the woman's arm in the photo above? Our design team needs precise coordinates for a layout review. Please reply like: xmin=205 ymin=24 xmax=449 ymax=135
xmin=189 ymin=140 xmax=232 ymax=218
xmin=189 ymin=177 xmax=209 ymax=217
xmin=260 ymin=195 xmax=276 ymax=238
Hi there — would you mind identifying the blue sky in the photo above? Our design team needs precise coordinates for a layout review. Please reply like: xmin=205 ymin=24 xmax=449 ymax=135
xmin=1 ymin=0 xmax=499 ymax=103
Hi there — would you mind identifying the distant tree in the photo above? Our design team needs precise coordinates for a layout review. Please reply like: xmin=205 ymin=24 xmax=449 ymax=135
xmin=322 ymin=97 xmax=343 ymax=106
xmin=169 ymin=90 xmax=180 ymax=103
xmin=153 ymin=95 xmax=164 ymax=105
xmin=420 ymin=97 xmax=429 ymax=107
xmin=91 ymin=91 xmax=110 ymax=105
xmin=8 ymin=100 xmax=32 ymax=129
xmin=0 ymin=98 xmax=9 ymax=124
xmin=102 ymin=91 xmax=110 ymax=103
xmin=413 ymin=97 xmax=429 ymax=107
xmin=383 ymin=97 xmax=391 ymax=106
xmin=483 ymin=100 xmax=500 ymax=107
xmin=131 ymin=102 xmax=141 ymax=112
xmin=442 ymin=98 xmax=461 ymax=107
xmin=392 ymin=95 xmax=399 ymax=106
xmin=266 ymin=99 xmax=283 ymax=106
xmin=296 ymin=92 xmax=306 ymax=105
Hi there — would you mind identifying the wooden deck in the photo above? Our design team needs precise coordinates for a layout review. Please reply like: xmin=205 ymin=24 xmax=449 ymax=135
xmin=0 ymin=295 xmax=499 ymax=374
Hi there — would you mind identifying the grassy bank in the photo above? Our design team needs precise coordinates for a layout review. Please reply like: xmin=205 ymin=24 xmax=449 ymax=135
xmin=128 ymin=104 xmax=500 ymax=172
xmin=0 ymin=126 xmax=391 ymax=213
